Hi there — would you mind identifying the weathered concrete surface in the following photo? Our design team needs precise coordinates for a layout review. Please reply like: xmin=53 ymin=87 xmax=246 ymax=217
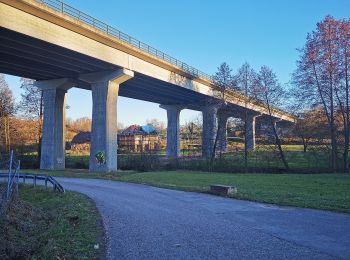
xmin=217 ymin=113 xmax=229 ymax=153
xmin=51 ymin=178 xmax=350 ymax=260
xmin=80 ymin=70 xmax=133 ymax=172
xmin=37 ymin=78 xmax=74 ymax=170
xmin=161 ymin=105 xmax=184 ymax=159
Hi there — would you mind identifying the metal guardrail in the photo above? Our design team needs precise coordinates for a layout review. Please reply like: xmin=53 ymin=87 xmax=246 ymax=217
xmin=0 ymin=172 xmax=65 ymax=193
xmin=34 ymin=0 xmax=213 ymax=82
xmin=0 ymin=150 xmax=64 ymax=213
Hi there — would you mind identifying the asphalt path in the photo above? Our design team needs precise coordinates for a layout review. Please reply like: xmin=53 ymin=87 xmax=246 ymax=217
xmin=24 ymin=178 xmax=350 ymax=259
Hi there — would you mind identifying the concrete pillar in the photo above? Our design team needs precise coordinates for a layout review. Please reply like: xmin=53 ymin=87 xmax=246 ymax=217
xmin=202 ymin=104 xmax=220 ymax=158
xmin=217 ymin=113 xmax=229 ymax=153
xmin=246 ymin=115 xmax=256 ymax=151
xmin=36 ymin=78 xmax=74 ymax=170
xmin=80 ymin=69 xmax=134 ymax=172
xmin=160 ymin=105 xmax=184 ymax=159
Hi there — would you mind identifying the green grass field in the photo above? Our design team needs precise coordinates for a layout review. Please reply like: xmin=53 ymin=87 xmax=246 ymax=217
xmin=0 ymin=185 xmax=104 ymax=259
xmin=118 ymin=171 xmax=350 ymax=213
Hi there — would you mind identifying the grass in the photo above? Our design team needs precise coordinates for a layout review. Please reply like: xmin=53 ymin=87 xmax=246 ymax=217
xmin=118 ymin=171 xmax=350 ymax=213
xmin=0 ymin=184 xmax=105 ymax=259
xmin=28 ymin=169 xmax=350 ymax=214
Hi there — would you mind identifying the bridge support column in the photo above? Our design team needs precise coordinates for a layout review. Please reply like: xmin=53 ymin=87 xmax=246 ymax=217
xmin=80 ymin=69 xmax=134 ymax=172
xmin=36 ymin=79 xmax=74 ymax=170
xmin=217 ymin=113 xmax=229 ymax=153
xmin=160 ymin=105 xmax=184 ymax=159
xmin=246 ymin=115 xmax=256 ymax=151
xmin=202 ymin=104 xmax=220 ymax=159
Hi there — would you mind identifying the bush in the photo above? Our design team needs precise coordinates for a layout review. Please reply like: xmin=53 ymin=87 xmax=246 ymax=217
xmin=65 ymin=156 xmax=89 ymax=169
xmin=17 ymin=155 xmax=39 ymax=169
xmin=118 ymin=154 xmax=161 ymax=172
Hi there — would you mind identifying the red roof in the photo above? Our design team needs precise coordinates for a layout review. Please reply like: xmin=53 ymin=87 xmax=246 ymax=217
xmin=123 ymin=125 xmax=141 ymax=132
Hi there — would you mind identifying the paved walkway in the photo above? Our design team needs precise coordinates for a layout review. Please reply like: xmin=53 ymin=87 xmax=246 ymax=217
xmin=55 ymin=178 xmax=350 ymax=259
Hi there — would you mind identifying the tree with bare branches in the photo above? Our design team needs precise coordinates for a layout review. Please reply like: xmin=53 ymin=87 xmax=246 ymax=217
xmin=0 ymin=74 xmax=15 ymax=153
xmin=255 ymin=66 xmax=289 ymax=170
xmin=211 ymin=62 xmax=235 ymax=163
xmin=234 ymin=62 xmax=258 ymax=170
xmin=293 ymin=16 xmax=350 ymax=171
xmin=19 ymin=78 xmax=42 ymax=163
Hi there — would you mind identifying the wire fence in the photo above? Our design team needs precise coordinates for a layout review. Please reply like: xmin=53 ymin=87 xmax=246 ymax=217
xmin=65 ymin=131 xmax=330 ymax=172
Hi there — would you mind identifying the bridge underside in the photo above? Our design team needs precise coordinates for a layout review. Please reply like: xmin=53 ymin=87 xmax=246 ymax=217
xmin=0 ymin=27 xmax=210 ymax=108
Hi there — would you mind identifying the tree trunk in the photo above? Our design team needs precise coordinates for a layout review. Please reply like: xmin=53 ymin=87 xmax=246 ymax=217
xmin=210 ymin=122 xmax=220 ymax=171
xmin=7 ymin=116 xmax=10 ymax=152
xmin=302 ymin=137 xmax=307 ymax=153
xmin=271 ymin=119 xmax=289 ymax=171
xmin=4 ymin=116 xmax=8 ymax=152
xmin=37 ymin=90 xmax=43 ymax=167
xmin=344 ymin=54 xmax=349 ymax=172
xmin=244 ymin=80 xmax=248 ymax=173
xmin=329 ymin=69 xmax=337 ymax=172
xmin=265 ymin=94 xmax=289 ymax=171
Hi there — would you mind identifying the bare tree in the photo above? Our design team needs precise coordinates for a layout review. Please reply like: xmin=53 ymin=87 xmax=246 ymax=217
xmin=293 ymin=16 xmax=350 ymax=171
xmin=19 ymin=78 xmax=42 ymax=163
xmin=211 ymin=62 xmax=235 ymax=163
xmin=117 ymin=122 xmax=125 ymax=133
xmin=145 ymin=118 xmax=165 ymax=133
xmin=234 ymin=62 xmax=257 ymax=171
xmin=337 ymin=19 xmax=350 ymax=171
xmin=212 ymin=62 xmax=235 ymax=101
xmin=0 ymin=74 xmax=15 ymax=153
xmin=68 ymin=117 xmax=92 ymax=132
xmin=293 ymin=109 xmax=328 ymax=152
xmin=256 ymin=66 xmax=289 ymax=170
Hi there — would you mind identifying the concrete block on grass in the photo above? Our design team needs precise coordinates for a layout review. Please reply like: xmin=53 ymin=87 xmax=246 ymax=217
xmin=210 ymin=185 xmax=237 ymax=196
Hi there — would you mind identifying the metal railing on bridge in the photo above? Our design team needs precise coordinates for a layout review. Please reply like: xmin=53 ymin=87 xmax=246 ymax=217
xmin=34 ymin=0 xmax=213 ymax=82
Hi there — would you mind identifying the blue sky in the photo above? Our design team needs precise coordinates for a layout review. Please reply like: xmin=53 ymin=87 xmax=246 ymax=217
xmin=4 ymin=0 xmax=350 ymax=126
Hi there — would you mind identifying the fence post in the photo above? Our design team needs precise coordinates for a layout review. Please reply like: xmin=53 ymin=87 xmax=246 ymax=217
xmin=16 ymin=160 xmax=20 ymax=195
xmin=6 ymin=150 xmax=13 ymax=199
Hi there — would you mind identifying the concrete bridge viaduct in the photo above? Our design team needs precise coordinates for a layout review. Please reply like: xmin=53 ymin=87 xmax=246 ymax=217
xmin=0 ymin=0 xmax=295 ymax=172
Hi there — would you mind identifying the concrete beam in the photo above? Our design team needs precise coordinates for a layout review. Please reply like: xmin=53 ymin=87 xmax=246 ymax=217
xmin=36 ymin=78 xmax=75 ymax=91
xmin=79 ymin=69 xmax=134 ymax=85
xmin=80 ymin=69 xmax=134 ymax=172
xmin=37 ymin=78 xmax=75 ymax=170
xmin=160 ymin=105 xmax=185 ymax=159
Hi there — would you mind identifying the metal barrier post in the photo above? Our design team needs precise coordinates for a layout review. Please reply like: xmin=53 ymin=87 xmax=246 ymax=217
xmin=6 ymin=150 xmax=13 ymax=199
